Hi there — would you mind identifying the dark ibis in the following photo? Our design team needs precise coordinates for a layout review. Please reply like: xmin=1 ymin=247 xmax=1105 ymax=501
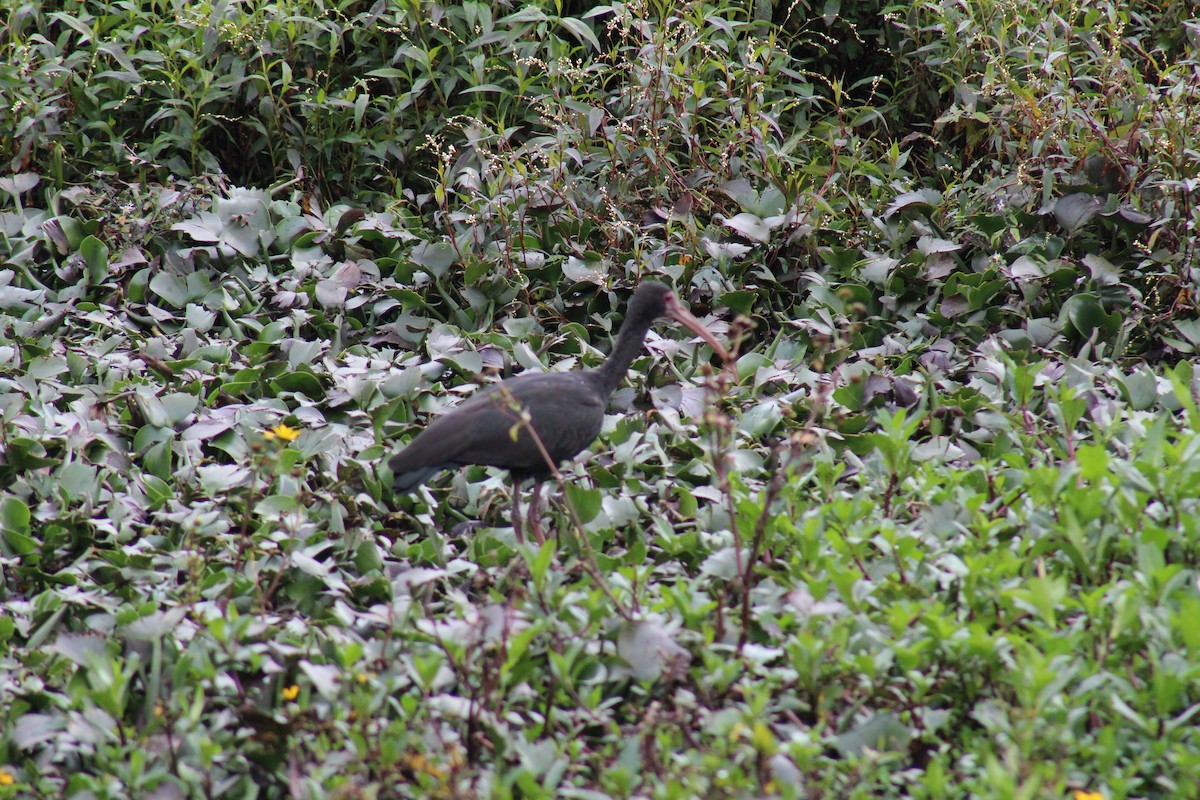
xmin=388 ymin=282 xmax=731 ymax=541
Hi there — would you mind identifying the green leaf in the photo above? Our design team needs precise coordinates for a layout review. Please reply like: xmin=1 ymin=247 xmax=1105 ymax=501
xmin=255 ymin=495 xmax=300 ymax=515
xmin=3 ymin=528 xmax=37 ymax=556
xmin=563 ymin=484 xmax=602 ymax=523
xmin=1053 ymin=193 xmax=1102 ymax=235
xmin=1062 ymin=294 xmax=1118 ymax=338
xmin=143 ymin=441 xmax=173 ymax=481
xmin=1076 ymin=444 xmax=1108 ymax=482
xmin=140 ymin=475 xmax=173 ymax=509
xmin=557 ymin=17 xmax=600 ymax=51
xmin=58 ymin=461 xmax=98 ymax=501
xmin=409 ymin=241 xmax=456 ymax=277
xmin=149 ymin=272 xmax=188 ymax=307
xmin=1 ymin=496 xmax=31 ymax=535
xmin=222 ymin=367 xmax=261 ymax=397
xmin=270 ymin=369 xmax=324 ymax=399
xmin=563 ymin=255 xmax=606 ymax=284
xmin=80 ymin=235 xmax=109 ymax=283
xmin=258 ymin=321 xmax=290 ymax=343
xmin=616 ymin=620 xmax=690 ymax=681
xmin=160 ymin=392 xmax=198 ymax=425
xmin=834 ymin=712 xmax=912 ymax=757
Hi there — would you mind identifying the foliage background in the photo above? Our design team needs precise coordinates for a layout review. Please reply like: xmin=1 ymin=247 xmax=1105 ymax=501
xmin=2 ymin=0 xmax=1200 ymax=797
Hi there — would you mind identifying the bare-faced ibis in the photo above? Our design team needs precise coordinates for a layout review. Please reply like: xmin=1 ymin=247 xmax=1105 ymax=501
xmin=388 ymin=282 xmax=731 ymax=541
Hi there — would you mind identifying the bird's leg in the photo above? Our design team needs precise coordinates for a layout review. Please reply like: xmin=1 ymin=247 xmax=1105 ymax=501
xmin=511 ymin=488 xmax=525 ymax=544
xmin=528 ymin=482 xmax=545 ymax=544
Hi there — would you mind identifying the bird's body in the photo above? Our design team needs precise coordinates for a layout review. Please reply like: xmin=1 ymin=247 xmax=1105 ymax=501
xmin=388 ymin=282 xmax=729 ymax=539
xmin=390 ymin=370 xmax=607 ymax=491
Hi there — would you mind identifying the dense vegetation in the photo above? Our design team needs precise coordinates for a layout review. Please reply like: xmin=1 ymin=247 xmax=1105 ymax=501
xmin=2 ymin=0 xmax=1199 ymax=796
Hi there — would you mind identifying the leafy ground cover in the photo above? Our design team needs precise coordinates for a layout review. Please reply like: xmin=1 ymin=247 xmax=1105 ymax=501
xmin=2 ymin=1 xmax=1199 ymax=797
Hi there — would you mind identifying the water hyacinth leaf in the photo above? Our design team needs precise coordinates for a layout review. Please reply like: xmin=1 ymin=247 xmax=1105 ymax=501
xmin=0 ymin=494 xmax=31 ymax=531
xmin=1082 ymin=253 xmax=1120 ymax=284
xmin=143 ymin=440 xmax=173 ymax=481
xmin=286 ymin=339 xmax=325 ymax=369
xmin=381 ymin=364 xmax=423 ymax=397
xmin=299 ymin=661 xmax=341 ymax=698
xmin=0 ymin=281 xmax=41 ymax=311
xmin=916 ymin=235 xmax=961 ymax=255
xmin=1173 ymin=319 xmax=1200 ymax=347
xmin=124 ymin=608 xmax=189 ymax=640
xmin=410 ymin=241 xmax=456 ymax=277
xmin=700 ymin=547 xmax=746 ymax=580
xmin=884 ymin=189 xmax=941 ymax=218
xmin=738 ymin=400 xmax=784 ymax=437
xmin=25 ymin=355 xmax=67 ymax=381
xmin=271 ymin=369 xmax=324 ymax=398
xmin=184 ymin=303 xmax=216 ymax=332
xmin=1053 ymin=193 xmax=1103 ymax=235
xmin=131 ymin=389 xmax=171 ymax=428
xmin=79 ymin=235 xmax=109 ymax=283
xmin=616 ymin=619 xmax=691 ymax=681
xmin=703 ymin=238 xmax=753 ymax=260
xmin=924 ymin=252 xmax=956 ymax=279
xmin=220 ymin=367 xmax=261 ymax=397
xmin=940 ymin=294 xmax=968 ymax=318
xmin=160 ymin=393 xmax=199 ymax=425
xmin=723 ymin=212 xmax=772 ymax=243
xmin=172 ymin=211 xmax=226 ymax=244
xmin=1062 ymin=294 xmax=1119 ymax=338
xmin=47 ymin=633 xmax=109 ymax=667
xmin=256 ymin=495 xmax=301 ymax=516
xmin=563 ymin=255 xmax=606 ymax=284
xmin=834 ymin=712 xmax=913 ymax=757
xmin=0 ymin=172 xmax=39 ymax=198
xmin=43 ymin=217 xmax=80 ymax=253
xmin=148 ymin=272 xmax=188 ymax=308
xmin=140 ymin=474 xmax=173 ymax=508
xmin=316 ymin=279 xmax=347 ymax=308
xmin=1115 ymin=367 xmax=1159 ymax=410
xmin=3 ymin=528 xmax=36 ymax=556
xmin=1104 ymin=205 xmax=1153 ymax=233
xmin=127 ymin=267 xmax=151 ymax=303
xmin=563 ymin=484 xmax=602 ymax=523
xmin=258 ymin=320 xmax=290 ymax=343
xmin=717 ymin=177 xmax=756 ymax=207
xmin=58 ymin=461 xmax=99 ymax=501
xmin=197 ymin=465 xmax=250 ymax=493
xmin=1026 ymin=317 xmax=1059 ymax=346
xmin=12 ymin=714 xmax=62 ymax=750
xmin=1009 ymin=256 xmax=1043 ymax=280
xmin=860 ymin=255 xmax=897 ymax=284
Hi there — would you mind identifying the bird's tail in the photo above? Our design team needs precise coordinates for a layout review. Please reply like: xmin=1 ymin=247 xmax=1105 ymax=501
xmin=388 ymin=457 xmax=441 ymax=494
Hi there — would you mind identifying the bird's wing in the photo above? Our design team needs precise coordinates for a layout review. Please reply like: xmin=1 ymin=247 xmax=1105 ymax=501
xmin=499 ymin=373 xmax=606 ymax=464
xmin=389 ymin=372 xmax=607 ymax=488
xmin=387 ymin=406 xmax=477 ymax=491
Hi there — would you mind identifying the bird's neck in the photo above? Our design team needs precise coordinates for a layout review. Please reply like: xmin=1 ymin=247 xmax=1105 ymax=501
xmin=592 ymin=315 xmax=656 ymax=397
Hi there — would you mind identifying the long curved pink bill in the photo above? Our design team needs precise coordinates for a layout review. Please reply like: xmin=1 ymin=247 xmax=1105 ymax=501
xmin=665 ymin=298 xmax=734 ymax=370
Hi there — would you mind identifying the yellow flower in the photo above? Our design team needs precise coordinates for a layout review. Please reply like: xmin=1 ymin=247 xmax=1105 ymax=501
xmin=265 ymin=424 xmax=300 ymax=442
xmin=1074 ymin=791 xmax=1103 ymax=800
xmin=282 ymin=684 xmax=300 ymax=700
xmin=404 ymin=753 xmax=445 ymax=779
xmin=0 ymin=770 xmax=14 ymax=786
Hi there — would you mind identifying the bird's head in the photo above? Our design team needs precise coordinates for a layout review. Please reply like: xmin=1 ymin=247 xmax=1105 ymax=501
xmin=631 ymin=281 xmax=732 ymax=365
